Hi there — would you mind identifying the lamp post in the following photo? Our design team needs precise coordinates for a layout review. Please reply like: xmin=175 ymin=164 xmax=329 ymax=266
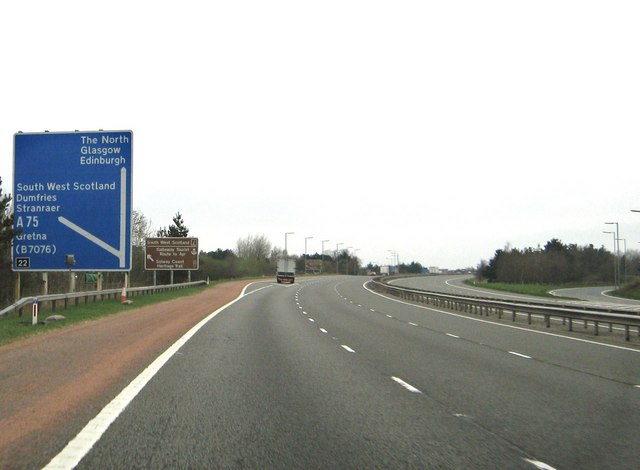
xmin=284 ymin=232 xmax=294 ymax=257
xmin=321 ymin=239 xmax=330 ymax=274
xmin=603 ymin=230 xmax=617 ymax=288
xmin=633 ymin=211 xmax=640 ymax=282
xmin=388 ymin=250 xmax=398 ymax=274
xmin=605 ymin=222 xmax=619 ymax=288
xmin=304 ymin=236 xmax=313 ymax=274
xmin=336 ymin=242 xmax=343 ymax=274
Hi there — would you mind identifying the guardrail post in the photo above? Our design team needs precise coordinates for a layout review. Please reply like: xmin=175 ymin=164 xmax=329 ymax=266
xmin=32 ymin=298 xmax=38 ymax=326
xmin=594 ymin=321 xmax=599 ymax=336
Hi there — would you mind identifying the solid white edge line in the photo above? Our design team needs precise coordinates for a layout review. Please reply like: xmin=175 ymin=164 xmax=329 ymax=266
xmin=391 ymin=376 xmax=422 ymax=394
xmin=43 ymin=282 xmax=256 ymax=470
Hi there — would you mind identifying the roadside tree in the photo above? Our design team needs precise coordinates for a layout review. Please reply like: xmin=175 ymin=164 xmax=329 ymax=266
xmin=157 ymin=212 xmax=189 ymax=238
xmin=0 ymin=177 xmax=19 ymax=308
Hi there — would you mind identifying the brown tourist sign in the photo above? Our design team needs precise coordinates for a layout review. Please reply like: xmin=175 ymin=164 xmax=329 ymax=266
xmin=145 ymin=237 xmax=199 ymax=271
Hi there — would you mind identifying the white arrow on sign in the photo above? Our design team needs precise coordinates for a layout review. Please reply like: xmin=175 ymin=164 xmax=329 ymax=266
xmin=58 ymin=167 xmax=128 ymax=268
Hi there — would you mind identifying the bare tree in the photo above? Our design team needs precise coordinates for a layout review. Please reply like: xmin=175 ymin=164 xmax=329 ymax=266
xmin=236 ymin=234 xmax=271 ymax=260
xmin=131 ymin=209 xmax=154 ymax=247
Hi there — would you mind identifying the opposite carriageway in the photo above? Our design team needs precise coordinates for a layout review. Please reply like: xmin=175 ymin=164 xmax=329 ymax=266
xmin=368 ymin=276 xmax=640 ymax=342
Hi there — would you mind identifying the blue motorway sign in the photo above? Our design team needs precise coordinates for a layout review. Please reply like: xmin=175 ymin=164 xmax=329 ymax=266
xmin=13 ymin=130 xmax=133 ymax=271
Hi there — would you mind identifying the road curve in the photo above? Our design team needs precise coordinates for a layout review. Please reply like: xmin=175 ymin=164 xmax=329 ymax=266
xmin=392 ymin=274 xmax=640 ymax=312
xmin=43 ymin=276 xmax=640 ymax=469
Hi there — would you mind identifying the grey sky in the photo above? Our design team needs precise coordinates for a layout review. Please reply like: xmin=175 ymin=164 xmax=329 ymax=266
xmin=2 ymin=1 xmax=639 ymax=269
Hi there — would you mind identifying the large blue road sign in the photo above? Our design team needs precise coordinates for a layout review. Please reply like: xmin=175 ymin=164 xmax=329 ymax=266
xmin=13 ymin=130 xmax=133 ymax=271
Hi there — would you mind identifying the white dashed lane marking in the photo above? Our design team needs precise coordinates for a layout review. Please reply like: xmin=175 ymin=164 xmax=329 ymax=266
xmin=391 ymin=376 xmax=422 ymax=394
xmin=509 ymin=351 xmax=532 ymax=359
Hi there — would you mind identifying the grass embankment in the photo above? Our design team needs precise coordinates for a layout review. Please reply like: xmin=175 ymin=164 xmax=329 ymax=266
xmin=465 ymin=278 xmax=640 ymax=301
xmin=464 ymin=279 xmax=583 ymax=299
xmin=0 ymin=282 xmax=213 ymax=346
xmin=616 ymin=279 xmax=640 ymax=300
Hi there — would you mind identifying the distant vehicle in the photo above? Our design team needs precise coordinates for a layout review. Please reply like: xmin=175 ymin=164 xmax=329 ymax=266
xmin=276 ymin=258 xmax=296 ymax=284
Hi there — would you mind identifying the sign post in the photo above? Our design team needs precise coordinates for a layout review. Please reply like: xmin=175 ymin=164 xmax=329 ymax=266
xmin=13 ymin=131 xmax=133 ymax=272
xmin=145 ymin=238 xmax=199 ymax=271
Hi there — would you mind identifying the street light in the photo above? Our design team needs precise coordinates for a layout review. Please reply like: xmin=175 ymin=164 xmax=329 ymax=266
xmin=605 ymin=222 xmax=620 ymax=289
xmin=336 ymin=242 xmax=343 ymax=274
xmin=284 ymin=232 xmax=294 ymax=256
xmin=603 ymin=230 xmax=617 ymax=288
xmin=388 ymin=250 xmax=398 ymax=273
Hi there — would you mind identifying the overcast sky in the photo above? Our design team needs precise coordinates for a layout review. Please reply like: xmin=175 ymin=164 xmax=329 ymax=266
xmin=2 ymin=1 xmax=639 ymax=269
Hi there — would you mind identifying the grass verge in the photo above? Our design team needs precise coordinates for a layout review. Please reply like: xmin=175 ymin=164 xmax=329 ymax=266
xmin=615 ymin=278 xmax=640 ymax=300
xmin=0 ymin=282 xmax=215 ymax=346
xmin=466 ymin=278 xmax=640 ymax=302
xmin=464 ymin=279 xmax=583 ymax=299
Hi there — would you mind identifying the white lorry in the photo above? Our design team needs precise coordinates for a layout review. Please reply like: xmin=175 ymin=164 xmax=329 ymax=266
xmin=276 ymin=258 xmax=296 ymax=284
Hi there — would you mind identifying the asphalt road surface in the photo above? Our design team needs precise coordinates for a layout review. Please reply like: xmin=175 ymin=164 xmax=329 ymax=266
xmin=49 ymin=276 xmax=640 ymax=469
xmin=394 ymin=274 xmax=640 ymax=312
